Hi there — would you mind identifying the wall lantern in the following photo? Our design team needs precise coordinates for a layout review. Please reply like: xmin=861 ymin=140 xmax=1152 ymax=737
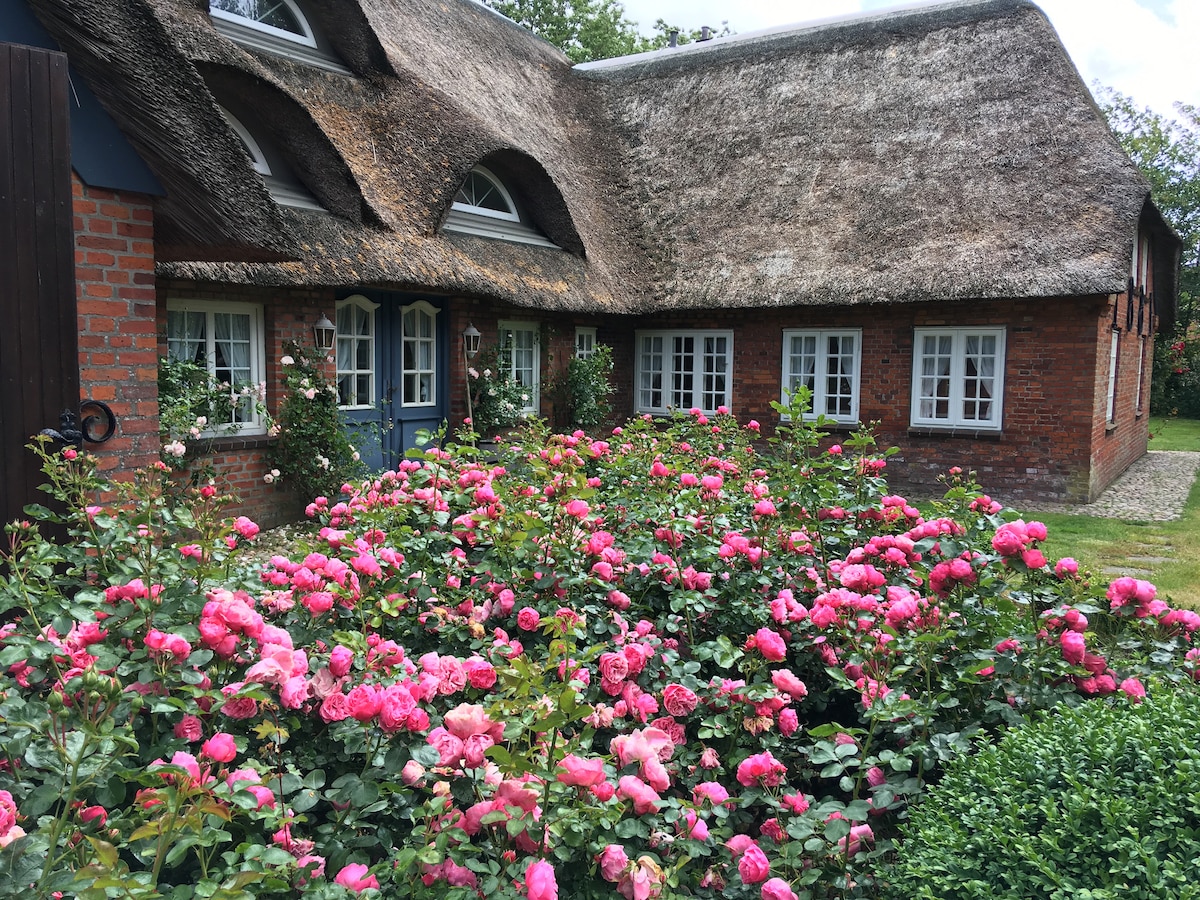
xmin=462 ymin=323 xmax=481 ymax=359
xmin=313 ymin=314 xmax=336 ymax=353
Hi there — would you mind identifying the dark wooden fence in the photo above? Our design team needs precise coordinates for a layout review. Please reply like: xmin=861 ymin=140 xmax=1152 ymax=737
xmin=0 ymin=42 xmax=80 ymax=530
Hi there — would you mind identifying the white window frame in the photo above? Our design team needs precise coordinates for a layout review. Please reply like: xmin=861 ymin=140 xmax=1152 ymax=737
xmin=634 ymin=329 xmax=733 ymax=416
xmin=209 ymin=0 xmax=318 ymax=47
xmin=575 ymin=327 xmax=597 ymax=359
xmin=781 ymin=329 xmax=861 ymax=424
xmin=498 ymin=321 xmax=540 ymax=415
xmin=219 ymin=107 xmax=271 ymax=176
xmin=400 ymin=300 xmax=439 ymax=408
xmin=166 ymin=299 xmax=267 ymax=436
xmin=452 ymin=166 xmax=519 ymax=223
xmin=1106 ymin=330 xmax=1120 ymax=424
xmin=335 ymin=295 xmax=378 ymax=410
xmin=910 ymin=327 xmax=1005 ymax=430
xmin=1131 ymin=228 xmax=1151 ymax=289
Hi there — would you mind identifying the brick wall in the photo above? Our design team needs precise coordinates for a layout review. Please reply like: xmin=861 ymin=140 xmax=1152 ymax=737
xmin=73 ymin=177 xmax=160 ymax=475
xmin=1089 ymin=292 xmax=1153 ymax=497
xmin=615 ymin=296 xmax=1135 ymax=504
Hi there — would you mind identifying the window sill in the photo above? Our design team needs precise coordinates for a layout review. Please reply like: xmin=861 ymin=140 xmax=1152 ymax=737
xmin=907 ymin=426 xmax=1004 ymax=441
xmin=188 ymin=434 xmax=275 ymax=454
xmin=1105 ymin=421 xmax=1118 ymax=434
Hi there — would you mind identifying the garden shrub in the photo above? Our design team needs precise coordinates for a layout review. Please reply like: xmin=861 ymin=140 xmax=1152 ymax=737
xmin=882 ymin=684 xmax=1200 ymax=900
xmin=268 ymin=342 xmax=366 ymax=499
xmin=1 ymin=395 xmax=1198 ymax=898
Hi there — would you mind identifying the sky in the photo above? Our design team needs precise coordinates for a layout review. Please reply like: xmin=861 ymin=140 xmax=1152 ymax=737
xmin=615 ymin=0 xmax=1199 ymax=119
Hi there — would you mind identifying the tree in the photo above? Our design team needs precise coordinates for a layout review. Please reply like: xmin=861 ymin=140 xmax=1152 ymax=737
xmin=1098 ymin=88 xmax=1200 ymax=415
xmin=482 ymin=0 xmax=731 ymax=64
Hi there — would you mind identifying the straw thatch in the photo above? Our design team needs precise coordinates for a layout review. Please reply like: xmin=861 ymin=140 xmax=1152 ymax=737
xmin=26 ymin=0 xmax=1179 ymax=316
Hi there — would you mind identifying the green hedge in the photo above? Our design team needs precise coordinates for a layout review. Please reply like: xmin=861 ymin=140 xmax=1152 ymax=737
xmin=883 ymin=685 xmax=1200 ymax=900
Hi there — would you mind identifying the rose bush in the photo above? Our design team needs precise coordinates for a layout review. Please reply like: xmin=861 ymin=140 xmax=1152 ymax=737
xmin=1 ymin=396 xmax=1197 ymax=899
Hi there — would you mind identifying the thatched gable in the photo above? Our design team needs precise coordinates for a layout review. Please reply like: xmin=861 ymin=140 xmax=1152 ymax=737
xmin=26 ymin=0 xmax=1177 ymax=315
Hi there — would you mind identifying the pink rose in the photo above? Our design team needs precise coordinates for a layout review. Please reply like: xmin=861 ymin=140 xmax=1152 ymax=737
xmin=1119 ymin=677 xmax=1146 ymax=701
xmin=1060 ymin=630 xmax=1086 ymax=666
xmin=526 ymin=859 xmax=558 ymax=900
xmin=753 ymin=627 xmax=787 ymax=662
xmin=599 ymin=651 xmax=630 ymax=683
xmin=761 ymin=877 xmax=798 ymax=900
xmin=662 ymin=684 xmax=698 ymax=717
xmin=558 ymin=754 xmax=608 ymax=787
xmin=200 ymin=732 xmax=237 ymax=763
xmin=1021 ymin=548 xmax=1047 ymax=569
xmin=736 ymin=751 xmax=787 ymax=788
xmin=738 ymin=843 xmax=770 ymax=884
xmin=617 ymin=775 xmax=661 ymax=814
xmin=597 ymin=844 xmax=630 ymax=883
xmin=173 ymin=714 xmax=203 ymax=742
xmin=770 ymin=669 xmax=807 ymax=698
xmin=346 ymin=683 xmax=381 ymax=723
xmin=329 ymin=645 xmax=354 ymax=677
xmin=516 ymin=607 xmax=541 ymax=631
xmin=334 ymin=862 xmax=379 ymax=892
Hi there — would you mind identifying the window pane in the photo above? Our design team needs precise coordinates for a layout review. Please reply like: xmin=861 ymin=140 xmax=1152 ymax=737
xmin=212 ymin=0 xmax=305 ymax=34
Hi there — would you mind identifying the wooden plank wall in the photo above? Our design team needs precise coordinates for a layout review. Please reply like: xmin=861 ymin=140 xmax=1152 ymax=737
xmin=0 ymin=42 xmax=80 ymax=528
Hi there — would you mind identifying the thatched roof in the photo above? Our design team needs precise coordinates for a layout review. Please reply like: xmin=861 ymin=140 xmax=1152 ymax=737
xmin=26 ymin=0 xmax=1178 ymax=315
xmin=579 ymin=0 xmax=1176 ymax=313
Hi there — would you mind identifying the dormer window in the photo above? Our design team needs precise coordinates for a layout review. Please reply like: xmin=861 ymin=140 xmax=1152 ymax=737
xmin=210 ymin=0 xmax=317 ymax=47
xmin=453 ymin=167 xmax=519 ymax=222
xmin=219 ymin=105 xmax=324 ymax=212
xmin=221 ymin=108 xmax=271 ymax=176
xmin=444 ymin=165 xmax=557 ymax=248
xmin=209 ymin=0 xmax=351 ymax=74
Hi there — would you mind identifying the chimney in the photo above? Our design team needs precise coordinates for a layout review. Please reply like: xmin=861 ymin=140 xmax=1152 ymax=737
xmin=668 ymin=29 xmax=678 ymax=48
xmin=700 ymin=25 xmax=712 ymax=41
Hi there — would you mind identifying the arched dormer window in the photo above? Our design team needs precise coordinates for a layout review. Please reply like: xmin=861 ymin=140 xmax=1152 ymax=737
xmin=444 ymin=165 xmax=557 ymax=249
xmin=218 ymin=105 xmax=324 ymax=212
xmin=210 ymin=0 xmax=316 ymax=47
xmin=453 ymin=167 xmax=519 ymax=222
xmin=221 ymin=108 xmax=271 ymax=176
xmin=209 ymin=0 xmax=351 ymax=74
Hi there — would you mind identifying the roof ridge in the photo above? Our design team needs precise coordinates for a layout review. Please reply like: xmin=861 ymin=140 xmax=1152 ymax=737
xmin=575 ymin=0 xmax=1036 ymax=74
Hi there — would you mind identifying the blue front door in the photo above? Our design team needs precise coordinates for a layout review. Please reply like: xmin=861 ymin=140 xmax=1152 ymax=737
xmin=336 ymin=292 xmax=449 ymax=471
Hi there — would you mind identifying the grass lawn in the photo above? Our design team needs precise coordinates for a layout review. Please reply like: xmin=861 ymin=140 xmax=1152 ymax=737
xmin=1148 ymin=415 xmax=1200 ymax=451
xmin=1032 ymin=416 xmax=1200 ymax=609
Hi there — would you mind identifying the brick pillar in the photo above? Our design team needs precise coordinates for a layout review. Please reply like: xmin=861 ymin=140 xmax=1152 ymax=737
xmin=73 ymin=176 xmax=160 ymax=475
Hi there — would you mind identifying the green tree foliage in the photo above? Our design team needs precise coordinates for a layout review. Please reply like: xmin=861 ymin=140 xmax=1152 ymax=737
xmin=482 ymin=0 xmax=730 ymax=63
xmin=1098 ymin=89 xmax=1200 ymax=414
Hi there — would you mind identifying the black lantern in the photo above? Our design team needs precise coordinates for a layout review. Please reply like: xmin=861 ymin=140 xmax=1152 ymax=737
xmin=313 ymin=314 xmax=336 ymax=353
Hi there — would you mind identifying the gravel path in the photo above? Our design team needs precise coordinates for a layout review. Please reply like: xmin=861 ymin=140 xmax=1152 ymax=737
xmin=1026 ymin=450 xmax=1200 ymax=521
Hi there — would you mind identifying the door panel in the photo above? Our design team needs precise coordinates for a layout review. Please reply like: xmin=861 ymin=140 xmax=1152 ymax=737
xmin=336 ymin=293 xmax=448 ymax=471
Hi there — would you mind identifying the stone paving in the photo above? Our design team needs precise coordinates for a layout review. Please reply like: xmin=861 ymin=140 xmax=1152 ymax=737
xmin=1026 ymin=450 xmax=1200 ymax=522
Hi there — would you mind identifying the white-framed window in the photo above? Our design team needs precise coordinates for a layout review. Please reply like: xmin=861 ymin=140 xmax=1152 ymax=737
xmin=166 ymin=300 xmax=266 ymax=434
xmin=1131 ymin=227 xmax=1151 ymax=289
xmin=910 ymin=327 xmax=1005 ymax=430
xmin=575 ymin=327 xmax=597 ymax=359
xmin=452 ymin=167 xmax=519 ymax=222
xmin=498 ymin=321 xmax=540 ymax=415
xmin=401 ymin=301 xmax=438 ymax=408
xmin=635 ymin=330 xmax=732 ymax=415
xmin=335 ymin=295 xmax=377 ymax=409
xmin=1106 ymin=331 xmax=1120 ymax=424
xmin=782 ymin=329 xmax=861 ymax=423
xmin=209 ymin=0 xmax=317 ymax=47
